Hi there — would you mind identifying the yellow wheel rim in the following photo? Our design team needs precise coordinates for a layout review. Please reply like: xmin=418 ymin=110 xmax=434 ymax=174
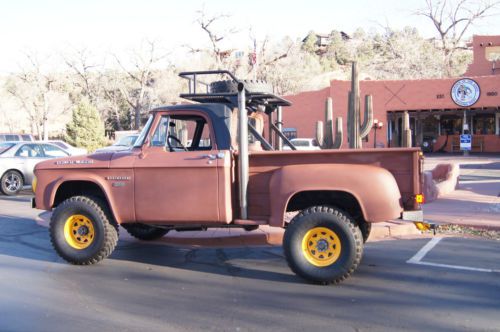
xmin=63 ymin=214 xmax=95 ymax=250
xmin=302 ymin=227 xmax=341 ymax=267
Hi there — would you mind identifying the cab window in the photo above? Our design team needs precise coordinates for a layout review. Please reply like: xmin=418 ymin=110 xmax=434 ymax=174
xmin=151 ymin=114 xmax=212 ymax=151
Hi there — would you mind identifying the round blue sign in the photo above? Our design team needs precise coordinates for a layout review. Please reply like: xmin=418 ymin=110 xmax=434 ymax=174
xmin=451 ymin=79 xmax=480 ymax=107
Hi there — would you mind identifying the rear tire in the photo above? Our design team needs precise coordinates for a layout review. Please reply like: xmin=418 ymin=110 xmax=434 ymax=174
xmin=284 ymin=206 xmax=363 ymax=284
xmin=1 ymin=170 xmax=23 ymax=196
xmin=122 ymin=223 xmax=169 ymax=241
xmin=50 ymin=196 xmax=118 ymax=265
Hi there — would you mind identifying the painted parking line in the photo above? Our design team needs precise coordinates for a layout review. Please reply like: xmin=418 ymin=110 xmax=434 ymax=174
xmin=407 ymin=237 xmax=500 ymax=273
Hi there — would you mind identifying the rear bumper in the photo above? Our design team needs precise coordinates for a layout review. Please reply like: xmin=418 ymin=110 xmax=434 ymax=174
xmin=400 ymin=210 xmax=436 ymax=231
xmin=401 ymin=209 xmax=423 ymax=222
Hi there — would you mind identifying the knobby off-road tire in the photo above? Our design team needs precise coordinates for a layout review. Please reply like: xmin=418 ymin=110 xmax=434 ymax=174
xmin=1 ymin=170 xmax=24 ymax=196
xmin=122 ymin=223 xmax=169 ymax=241
xmin=359 ymin=221 xmax=372 ymax=243
xmin=284 ymin=206 xmax=363 ymax=284
xmin=50 ymin=196 xmax=119 ymax=265
xmin=209 ymin=80 xmax=274 ymax=94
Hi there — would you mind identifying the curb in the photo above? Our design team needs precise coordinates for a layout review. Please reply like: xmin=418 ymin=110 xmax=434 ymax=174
xmin=367 ymin=220 xmax=422 ymax=241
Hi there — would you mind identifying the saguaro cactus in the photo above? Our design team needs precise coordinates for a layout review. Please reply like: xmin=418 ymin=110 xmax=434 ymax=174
xmin=347 ymin=62 xmax=373 ymax=149
xmin=402 ymin=111 xmax=412 ymax=147
xmin=315 ymin=97 xmax=343 ymax=149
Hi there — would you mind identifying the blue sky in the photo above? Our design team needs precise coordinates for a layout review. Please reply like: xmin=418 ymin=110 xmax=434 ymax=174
xmin=0 ymin=0 xmax=499 ymax=73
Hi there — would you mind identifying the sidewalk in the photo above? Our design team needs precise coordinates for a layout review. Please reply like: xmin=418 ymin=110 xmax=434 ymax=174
xmin=423 ymin=154 xmax=500 ymax=229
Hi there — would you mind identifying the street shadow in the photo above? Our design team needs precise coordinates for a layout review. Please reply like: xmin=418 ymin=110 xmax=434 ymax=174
xmin=461 ymin=162 xmax=500 ymax=170
xmin=0 ymin=214 xmax=57 ymax=262
xmin=0 ymin=195 xmax=32 ymax=203
xmin=0 ymin=212 xmax=302 ymax=283
xmin=110 ymin=240 xmax=302 ymax=284
xmin=456 ymin=181 xmax=500 ymax=197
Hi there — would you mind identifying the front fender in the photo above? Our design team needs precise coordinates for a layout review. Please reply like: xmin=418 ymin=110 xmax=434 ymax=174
xmin=268 ymin=164 xmax=403 ymax=227
xmin=35 ymin=172 xmax=126 ymax=224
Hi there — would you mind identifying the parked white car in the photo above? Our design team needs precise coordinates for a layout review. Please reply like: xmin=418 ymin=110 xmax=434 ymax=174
xmin=95 ymin=134 xmax=139 ymax=153
xmin=48 ymin=140 xmax=87 ymax=156
xmin=283 ymin=138 xmax=321 ymax=151
xmin=0 ymin=142 xmax=69 ymax=195
xmin=0 ymin=133 xmax=34 ymax=142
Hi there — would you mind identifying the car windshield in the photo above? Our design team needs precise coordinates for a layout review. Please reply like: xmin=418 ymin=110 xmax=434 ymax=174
xmin=0 ymin=142 xmax=15 ymax=155
xmin=113 ymin=135 xmax=138 ymax=147
xmin=133 ymin=115 xmax=154 ymax=148
xmin=51 ymin=141 xmax=68 ymax=149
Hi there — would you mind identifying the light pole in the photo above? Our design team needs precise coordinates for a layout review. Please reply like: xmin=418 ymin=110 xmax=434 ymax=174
xmin=373 ymin=119 xmax=384 ymax=148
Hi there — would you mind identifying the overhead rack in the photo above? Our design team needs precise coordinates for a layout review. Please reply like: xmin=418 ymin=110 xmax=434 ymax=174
xmin=178 ymin=70 xmax=292 ymax=110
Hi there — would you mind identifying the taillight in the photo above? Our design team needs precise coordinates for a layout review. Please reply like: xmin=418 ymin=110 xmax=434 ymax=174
xmin=415 ymin=194 xmax=425 ymax=204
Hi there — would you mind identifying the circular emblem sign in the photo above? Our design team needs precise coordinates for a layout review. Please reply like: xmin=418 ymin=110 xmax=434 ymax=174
xmin=451 ymin=78 xmax=480 ymax=107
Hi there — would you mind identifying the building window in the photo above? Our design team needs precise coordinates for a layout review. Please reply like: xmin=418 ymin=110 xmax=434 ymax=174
xmin=440 ymin=115 xmax=462 ymax=135
xmin=473 ymin=114 xmax=495 ymax=135
xmin=283 ymin=128 xmax=297 ymax=140
xmin=485 ymin=46 xmax=500 ymax=61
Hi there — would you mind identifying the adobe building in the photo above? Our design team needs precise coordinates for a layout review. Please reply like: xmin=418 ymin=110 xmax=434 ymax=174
xmin=284 ymin=35 xmax=500 ymax=153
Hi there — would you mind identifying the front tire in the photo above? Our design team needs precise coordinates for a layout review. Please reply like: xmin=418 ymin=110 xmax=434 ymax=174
xmin=50 ymin=196 xmax=118 ymax=265
xmin=359 ymin=221 xmax=372 ymax=243
xmin=284 ymin=206 xmax=363 ymax=284
xmin=122 ymin=223 xmax=169 ymax=241
xmin=1 ymin=170 xmax=24 ymax=196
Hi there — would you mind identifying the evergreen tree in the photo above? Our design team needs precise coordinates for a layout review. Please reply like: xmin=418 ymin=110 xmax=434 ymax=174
xmin=65 ymin=100 xmax=107 ymax=152
xmin=302 ymin=31 xmax=318 ymax=53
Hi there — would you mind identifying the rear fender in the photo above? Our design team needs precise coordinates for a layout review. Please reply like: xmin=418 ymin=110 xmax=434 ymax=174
xmin=268 ymin=164 xmax=403 ymax=227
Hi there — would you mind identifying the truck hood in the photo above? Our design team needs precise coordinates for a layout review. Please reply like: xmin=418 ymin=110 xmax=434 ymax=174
xmin=35 ymin=152 xmax=115 ymax=170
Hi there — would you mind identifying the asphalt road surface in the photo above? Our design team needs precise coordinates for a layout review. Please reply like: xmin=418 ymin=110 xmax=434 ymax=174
xmin=1 ymin=194 xmax=499 ymax=332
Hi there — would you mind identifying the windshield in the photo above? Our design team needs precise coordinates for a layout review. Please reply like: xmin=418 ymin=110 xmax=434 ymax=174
xmin=0 ymin=142 xmax=15 ymax=155
xmin=133 ymin=115 xmax=154 ymax=148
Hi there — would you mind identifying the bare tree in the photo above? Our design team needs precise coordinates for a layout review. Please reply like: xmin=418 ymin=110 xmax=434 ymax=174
xmin=102 ymin=73 xmax=126 ymax=131
xmin=415 ymin=0 xmax=500 ymax=76
xmin=192 ymin=7 xmax=238 ymax=67
xmin=62 ymin=47 xmax=104 ymax=105
xmin=6 ymin=53 xmax=70 ymax=140
xmin=113 ymin=40 xmax=169 ymax=130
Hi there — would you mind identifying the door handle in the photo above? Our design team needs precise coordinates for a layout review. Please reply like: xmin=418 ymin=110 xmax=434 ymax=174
xmin=200 ymin=153 xmax=225 ymax=160
xmin=201 ymin=154 xmax=216 ymax=160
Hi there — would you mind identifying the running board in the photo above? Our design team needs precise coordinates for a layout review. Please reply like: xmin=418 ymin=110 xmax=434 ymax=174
xmin=233 ymin=219 xmax=267 ymax=225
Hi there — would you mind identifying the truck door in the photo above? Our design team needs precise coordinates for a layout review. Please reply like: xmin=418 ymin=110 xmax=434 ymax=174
xmin=133 ymin=112 xmax=225 ymax=224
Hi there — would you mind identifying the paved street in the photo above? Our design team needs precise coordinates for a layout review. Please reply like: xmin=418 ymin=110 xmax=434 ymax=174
xmin=1 ymin=194 xmax=499 ymax=332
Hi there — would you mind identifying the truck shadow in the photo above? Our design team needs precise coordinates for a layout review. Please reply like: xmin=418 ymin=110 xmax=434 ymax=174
xmin=110 ymin=240 xmax=302 ymax=284
xmin=0 ymin=213 xmax=302 ymax=283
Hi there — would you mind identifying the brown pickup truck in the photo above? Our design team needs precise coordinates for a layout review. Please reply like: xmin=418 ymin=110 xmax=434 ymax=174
xmin=32 ymin=71 xmax=424 ymax=284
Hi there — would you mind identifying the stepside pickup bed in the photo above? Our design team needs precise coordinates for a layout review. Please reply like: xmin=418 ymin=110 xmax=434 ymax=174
xmin=33 ymin=73 xmax=424 ymax=284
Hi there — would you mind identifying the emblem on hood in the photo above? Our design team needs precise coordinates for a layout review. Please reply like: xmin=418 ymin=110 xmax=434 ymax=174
xmin=55 ymin=160 xmax=94 ymax=165
xmin=105 ymin=176 xmax=131 ymax=181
